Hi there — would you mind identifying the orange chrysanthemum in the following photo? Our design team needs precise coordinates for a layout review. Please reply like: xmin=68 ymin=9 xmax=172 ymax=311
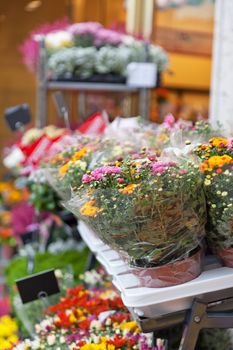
xmin=119 ymin=184 xmax=138 ymax=194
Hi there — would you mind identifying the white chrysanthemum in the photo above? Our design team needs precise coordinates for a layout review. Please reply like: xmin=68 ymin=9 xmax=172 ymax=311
xmin=75 ymin=160 xmax=87 ymax=171
xmin=47 ymin=334 xmax=56 ymax=346
xmin=90 ymin=319 xmax=102 ymax=330
xmin=46 ymin=31 xmax=73 ymax=49
xmin=148 ymin=44 xmax=169 ymax=71
xmin=48 ymin=47 xmax=96 ymax=78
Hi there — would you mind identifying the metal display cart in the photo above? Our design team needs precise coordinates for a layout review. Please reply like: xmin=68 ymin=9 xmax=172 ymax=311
xmin=78 ymin=220 xmax=233 ymax=350
xmin=36 ymin=39 xmax=152 ymax=127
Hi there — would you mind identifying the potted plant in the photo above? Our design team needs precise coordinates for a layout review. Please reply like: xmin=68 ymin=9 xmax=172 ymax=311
xmin=66 ymin=155 xmax=206 ymax=287
xmin=197 ymin=137 xmax=233 ymax=266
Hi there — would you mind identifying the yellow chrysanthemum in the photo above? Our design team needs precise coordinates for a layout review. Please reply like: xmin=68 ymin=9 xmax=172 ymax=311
xmin=59 ymin=162 xmax=70 ymax=176
xmin=200 ymin=155 xmax=233 ymax=173
xmin=80 ymin=343 xmax=110 ymax=350
xmin=72 ymin=147 xmax=88 ymax=162
xmin=119 ymin=184 xmax=138 ymax=194
xmin=120 ymin=320 xmax=140 ymax=332
xmin=209 ymin=137 xmax=228 ymax=147
xmin=80 ymin=200 xmax=103 ymax=217
xmin=208 ymin=155 xmax=232 ymax=168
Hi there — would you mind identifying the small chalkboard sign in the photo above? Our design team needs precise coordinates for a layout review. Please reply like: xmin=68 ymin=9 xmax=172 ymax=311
xmin=16 ymin=269 xmax=60 ymax=304
xmin=20 ymin=230 xmax=39 ymax=246
xmin=4 ymin=104 xmax=31 ymax=131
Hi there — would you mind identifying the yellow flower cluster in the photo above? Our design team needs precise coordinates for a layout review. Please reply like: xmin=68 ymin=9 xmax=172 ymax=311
xmin=200 ymin=155 xmax=233 ymax=173
xmin=0 ymin=315 xmax=18 ymax=350
xmin=80 ymin=200 xmax=103 ymax=217
xmin=0 ymin=182 xmax=24 ymax=205
xmin=80 ymin=342 xmax=115 ymax=350
xmin=59 ymin=147 xmax=90 ymax=176
xmin=119 ymin=320 xmax=140 ymax=333
xmin=209 ymin=137 xmax=228 ymax=147
xmin=119 ymin=184 xmax=138 ymax=194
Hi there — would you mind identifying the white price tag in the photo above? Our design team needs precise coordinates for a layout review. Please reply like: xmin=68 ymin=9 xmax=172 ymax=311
xmin=126 ymin=62 xmax=157 ymax=88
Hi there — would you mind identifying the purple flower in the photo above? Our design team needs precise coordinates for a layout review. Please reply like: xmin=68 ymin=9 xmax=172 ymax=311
xmin=66 ymin=332 xmax=82 ymax=342
xmin=163 ymin=114 xmax=175 ymax=129
xmin=82 ymin=166 xmax=122 ymax=183
xmin=67 ymin=22 xmax=102 ymax=36
xmin=19 ymin=17 xmax=70 ymax=72
xmin=179 ymin=169 xmax=187 ymax=175
xmin=150 ymin=161 xmax=177 ymax=175
xmin=227 ymin=138 xmax=233 ymax=149
xmin=82 ymin=174 xmax=94 ymax=183
xmin=11 ymin=202 xmax=36 ymax=237
xmin=148 ymin=155 xmax=157 ymax=161
xmin=91 ymin=166 xmax=122 ymax=179
xmin=94 ymin=28 xmax=123 ymax=46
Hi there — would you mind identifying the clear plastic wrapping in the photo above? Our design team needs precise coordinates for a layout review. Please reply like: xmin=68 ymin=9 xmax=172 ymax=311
xmin=202 ymin=162 xmax=233 ymax=265
xmin=66 ymin=186 xmax=206 ymax=268
xmin=131 ymin=248 xmax=203 ymax=288
xmin=64 ymin=158 xmax=206 ymax=286
xmin=44 ymin=139 xmax=94 ymax=200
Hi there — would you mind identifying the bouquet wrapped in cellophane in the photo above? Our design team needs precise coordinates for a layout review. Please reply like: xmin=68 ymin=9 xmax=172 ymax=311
xmin=45 ymin=137 xmax=139 ymax=200
xmin=196 ymin=137 xmax=233 ymax=267
xmin=65 ymin=152 xmax=206 ymax=287
xmin=45 ymin=136 xmax=95 ymax=200
xmin=154 ymin=115 xmax=223 ymax=152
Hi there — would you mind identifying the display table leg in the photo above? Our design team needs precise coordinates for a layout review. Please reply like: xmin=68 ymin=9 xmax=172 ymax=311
xmin=85 ymin=252 xmax=97 ymax=271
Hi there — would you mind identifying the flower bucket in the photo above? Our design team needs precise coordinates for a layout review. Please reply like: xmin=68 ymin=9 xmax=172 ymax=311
xmin=131 ymin=247 xmax=203 ymax=288
xmin=216 ymin=247 xmax=233 ymax=268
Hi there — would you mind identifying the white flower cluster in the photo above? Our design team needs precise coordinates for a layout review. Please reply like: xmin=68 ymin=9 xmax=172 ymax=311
xmin=28 ymin=169 xmax=47 ymax=184
xmin=79 ymin=269 xmax=103 ymax=286
xmin=48 ymin=42 xmax=168 ymax=78
xmin=45 ymin=31 xmax=73 ymax=49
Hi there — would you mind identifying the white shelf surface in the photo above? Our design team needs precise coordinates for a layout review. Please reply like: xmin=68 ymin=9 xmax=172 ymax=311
xmin=78 ymin=220 xmax=233 ymax=318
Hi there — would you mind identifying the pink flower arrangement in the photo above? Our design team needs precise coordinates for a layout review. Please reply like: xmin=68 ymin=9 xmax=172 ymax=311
xmin=150 ymin=161 xmax=177 ymax=175
xmin=94 ymin=28 xmax=124 ymax=46
xmin=19 ymin=17 xmax=70 ymax=72
xmin=67 ymin=22 xmax=102 ymax=36
xmin=82 ymin=166 xmax=122 ymax=183
xmin=163 ymin=114 xmax=175 ymax=129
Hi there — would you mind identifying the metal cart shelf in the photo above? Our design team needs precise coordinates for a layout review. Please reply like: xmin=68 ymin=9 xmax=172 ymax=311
xmin=36 ymin=40 xmax=152 ymax=127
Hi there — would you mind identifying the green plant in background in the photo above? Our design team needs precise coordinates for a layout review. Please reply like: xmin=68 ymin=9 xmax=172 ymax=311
xmin=5 ymin=248 xmax=89 ymax=336
xmin=5 ymin=248 xmax=89 ymax=300
xmin=28 ymin=181 xmax=60 ymax=213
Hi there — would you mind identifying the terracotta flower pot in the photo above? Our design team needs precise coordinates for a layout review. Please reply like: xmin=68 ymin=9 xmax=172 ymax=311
xmin=217 ymin=247 xmax=233 ymax=268
xmin=131 ymin=248 xmax=203 ymax=288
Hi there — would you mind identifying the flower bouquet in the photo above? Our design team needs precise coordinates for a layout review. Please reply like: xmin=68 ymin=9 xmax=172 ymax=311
xmin=45 ymin=139 xmax=96 ymax=200
xmin=46 ymin=137 xmax=137 ymax=200
xmin=13 ymin=269 xmax=165 ymax=350
xmin=0 ymin=315 xmax=18 ymax=350
xmin=197 ymin=137 xmax=233 ymax=266
xmin=154 ymin=115 xmax=222 ymax=152
xmin=66 ymin=155 xmax=206 ymax=287
xmin=3 ymin=125 xmax=70 ymax=174
xmin=0 ymin=211 xmax=16 ymax=247
xmin=20 ymin=20 xmax=168 ymax=80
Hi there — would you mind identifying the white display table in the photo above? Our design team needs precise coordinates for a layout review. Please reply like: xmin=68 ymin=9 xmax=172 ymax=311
xmin=78 ymin=220 xmax=233 ymax=350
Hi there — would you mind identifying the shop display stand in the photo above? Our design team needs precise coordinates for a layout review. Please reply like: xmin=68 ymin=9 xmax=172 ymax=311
xmin=36 ymin=38 xmax=152 ymax=127
xmin=78 ymin=221 xmax=233 ymax=350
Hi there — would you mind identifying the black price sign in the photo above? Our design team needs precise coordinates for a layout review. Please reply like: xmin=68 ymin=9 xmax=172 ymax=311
xmin=16 ymin=269 xmax=60 ymax=304
xmin=4 ymin=103 xmax=31 ymax=131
